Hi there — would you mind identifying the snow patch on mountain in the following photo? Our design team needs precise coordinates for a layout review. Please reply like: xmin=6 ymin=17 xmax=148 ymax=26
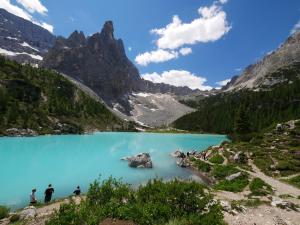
xmin=20 ymin=42 xmax=40 ymax=52
xmin=0 ymin=47 xmax=43 ymax=60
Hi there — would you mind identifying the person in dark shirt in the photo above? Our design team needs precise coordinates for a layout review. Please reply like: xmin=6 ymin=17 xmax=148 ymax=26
xmin=73 ymin=186 xmax=81 ymax=196
xmin=44 ymin=184 xmax=54 ymax=203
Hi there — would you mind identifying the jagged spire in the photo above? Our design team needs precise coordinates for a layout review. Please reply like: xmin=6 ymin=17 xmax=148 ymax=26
xmin=68 ymin=30 xmax=86 ymax=46
xmin=101 ymin=21 xmax=114 ymax=41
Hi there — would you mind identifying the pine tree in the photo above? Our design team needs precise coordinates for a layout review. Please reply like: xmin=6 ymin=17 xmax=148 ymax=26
xmin=234 ymin=107 xmax=251 ymax=141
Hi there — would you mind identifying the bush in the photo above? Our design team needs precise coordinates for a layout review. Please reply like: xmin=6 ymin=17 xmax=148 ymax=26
xmin=209 ymin=154 xmax=224 ymax=164
xmin=214 ymin=175 xmax=249 ymax=193
xmin=212 ymin=165 xmax=240 ymax=179
xmin=46 ymin=177 xmax=225 ymax=225
xmin=286 ymin=175 xmax=300 ymax=189
xmin=0 ymin=205 xmax=9 ymax=220
xmin=10 ymin=214 xmax=20 ymax=223
xmin=193 ymin=160 xmax=211 ymax=172
xmin=249 ymin=178 xmax=273 ymax=196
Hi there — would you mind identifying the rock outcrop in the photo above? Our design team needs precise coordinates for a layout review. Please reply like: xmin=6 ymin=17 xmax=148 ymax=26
xmin=0 ymin=9 xmax=55 ymax=64
xmin=122 ymin=153 xmax=153 ymax=168
xmin=42 ymin=21 xmax=200 ymax=117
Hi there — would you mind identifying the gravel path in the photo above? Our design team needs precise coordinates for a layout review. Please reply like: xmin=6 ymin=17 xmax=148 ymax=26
xmin=280 ymin=173 xmax=300 ymax=180
xmin=246 ymin=160 xmax=300 ymax=198
xmin=224 ymin=205 xmax=300 ymax=225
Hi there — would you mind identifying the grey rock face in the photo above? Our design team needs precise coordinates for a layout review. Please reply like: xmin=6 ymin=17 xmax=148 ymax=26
xmin=0 ymin=9 xmax=55 ymax=64
xmin=225 ymin=31 xmax=300 ymax=90
xmin=42 ymin=21 xmax=199 ymax=117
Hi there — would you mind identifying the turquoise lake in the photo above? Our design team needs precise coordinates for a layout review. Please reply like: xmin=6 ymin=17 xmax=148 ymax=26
xmin=0 ymin=132 xmax=226 ymax=209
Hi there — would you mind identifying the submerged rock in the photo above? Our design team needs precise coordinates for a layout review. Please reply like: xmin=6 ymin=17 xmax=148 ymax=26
xmin=123 ymin=153 xmax=153 ymax=168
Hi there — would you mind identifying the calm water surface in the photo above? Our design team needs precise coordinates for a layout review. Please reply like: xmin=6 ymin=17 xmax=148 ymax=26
xmin=0 ymin=132 xmax=226 ymax=209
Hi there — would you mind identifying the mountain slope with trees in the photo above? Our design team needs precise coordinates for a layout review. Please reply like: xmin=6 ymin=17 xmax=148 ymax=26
xmin=0 ymin=57 xmax=130 ymax=136
xmin=173 ymin=63 xmax=300 ymax=134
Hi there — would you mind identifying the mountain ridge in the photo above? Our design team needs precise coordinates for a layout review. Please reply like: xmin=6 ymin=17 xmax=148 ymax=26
xmin=0 ymin=8 xmax=55 ymax=64
xmin=224 ymin=31 xmax=300 ymax=91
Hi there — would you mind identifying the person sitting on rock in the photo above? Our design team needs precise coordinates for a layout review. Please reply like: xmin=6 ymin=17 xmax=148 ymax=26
xmin=30 ymin=189 xmax=37 ymax=204
xmin=73 ymin=186 xmax=81 ymax=196
xmin=44 ymin=184 xmax=54 ymax=203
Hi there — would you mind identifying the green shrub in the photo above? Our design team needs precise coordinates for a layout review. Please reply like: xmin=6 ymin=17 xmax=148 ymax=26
xmin=212 ymin=165 xmax=240 ymax=179
xmin=46 ymin=177 xmax=225 ymax=225
xmin=0 ymin=205 xmax=9 ymax=220
xmin=193 ymin=160 xmax=211 ymax=172
xmin=249 ymin=178 xmax=273 ymax=196
xmin=209 ymin=154 xmax=224 ymax=164
xmin=286 ymin=175 xmax=300 ymax=189
xmin=9 ymin=214 xmax=20 ymax=223
xmin=214 ymin=174 xmax=249 ymax=193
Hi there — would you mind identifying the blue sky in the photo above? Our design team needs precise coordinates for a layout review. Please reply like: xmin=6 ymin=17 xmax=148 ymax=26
xmin=1 ymin=0 xmax=300 ymax=90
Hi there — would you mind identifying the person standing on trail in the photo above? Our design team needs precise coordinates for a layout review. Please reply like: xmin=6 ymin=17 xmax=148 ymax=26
xmin=30 ymin=189 xmax=37 ymax=204
xmin=44 ymin=184 xmax=54 ymax=203
xmin=73 ymin=186 xmax=81 ymax=196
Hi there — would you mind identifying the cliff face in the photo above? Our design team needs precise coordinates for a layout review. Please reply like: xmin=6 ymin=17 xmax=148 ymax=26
xmin=43 ymin=21 xmax=198 ymax=115
xmin=225 ymin=31 xmax=300 ymax=91
xmin=0 ymin=8 xmax=55 ymax=64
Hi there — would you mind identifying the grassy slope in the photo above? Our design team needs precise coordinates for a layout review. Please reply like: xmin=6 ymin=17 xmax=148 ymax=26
xmin=0 ymin=57 xmax=131 ymax=135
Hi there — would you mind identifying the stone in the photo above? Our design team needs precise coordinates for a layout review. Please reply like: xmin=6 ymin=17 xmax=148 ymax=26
xmin=170 ymin=150 xmax=186 ymax=158
xmin=271 ymin=197 xmax=299 ymax=211
xmin=177 ymin=158 xmax=190 ymax=168
xmin=233 ymin=151 xmax=247 ymax=164
xmin=124 ymin=153 xmax=153 ymax=168
xmin=6 ymin=128 xmax=37 ymax=137
xmin=19 ymin=206 xmax=37 ymax=220
xmin=220 ymin=200 xmax=231 ymax=212
xmin=225 ymin=172 xmax=242 ymax=181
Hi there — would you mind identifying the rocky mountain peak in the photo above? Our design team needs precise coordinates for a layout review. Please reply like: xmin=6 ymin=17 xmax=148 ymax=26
xmin=101 ymin=21 xmax=114 ymax=41
xmin=224 ymin=31 xmax=300 ymax=91
xmin=67 ymin=30 xmax=86 ymax=47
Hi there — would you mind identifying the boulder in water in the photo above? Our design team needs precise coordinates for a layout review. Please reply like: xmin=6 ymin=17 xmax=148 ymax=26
xmin=171 ymin=150 xmax=186 ymax=158
xmin=177 ymin=158 xmax=190 ymax=168
xmin=123 ymin=153 xmax=153 ymax=168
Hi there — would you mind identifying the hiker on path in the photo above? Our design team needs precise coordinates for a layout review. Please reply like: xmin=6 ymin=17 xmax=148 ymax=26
xmin=44 ymin=184 xmax=54 ymax=203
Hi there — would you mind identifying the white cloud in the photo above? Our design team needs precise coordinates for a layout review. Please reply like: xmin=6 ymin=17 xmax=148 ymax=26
xmin=135 ymin=49 xmax=179 ymax=66
xmin=179 ymin=47 xmax=192 ymax=56
xmin=151 ymin=3 xmax=231 ymax=50
xmin=219 ymin=0 xmax=228 ymax=4
xmin=135 ymin=47 xmax=193 ymax=66
xmin=135 ymin=2 xmax=230 ymax=66
xmin=128 ymin=46 xmax=132 ymax=51
xmin=216 ymin=78 xmax=231 ymax=86
xmin=0 ymin=0 xmax=53 ymax=32
xmin=235 ymin=68 xmax=242 ymax=72
xmin=291 ymin=19 xmax=300 ymax=34
xmin=142 ymin=70 xmax=212 ymax=90
xmin=16 ymin=0 xmax=47 ymax=15
xmin=40 ymin=22 xmax=53 ymax=33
